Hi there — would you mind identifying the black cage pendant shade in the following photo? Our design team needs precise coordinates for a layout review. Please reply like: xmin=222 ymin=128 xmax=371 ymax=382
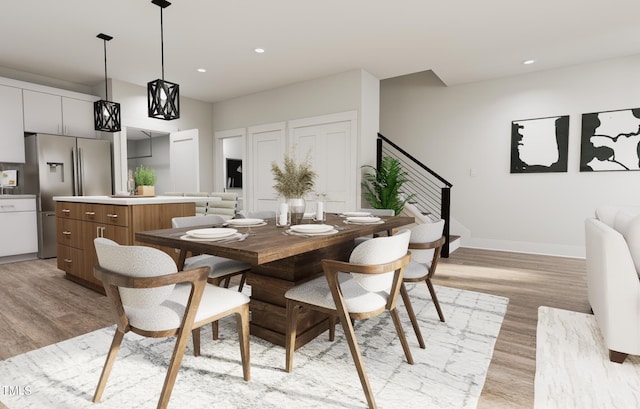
xmin=94 ymin=33 xmax=121 ymax=132
xmin=148 ymin=0 xmax=180 ymax=120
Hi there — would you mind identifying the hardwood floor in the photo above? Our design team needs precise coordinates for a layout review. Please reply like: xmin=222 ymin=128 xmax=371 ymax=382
xmin=436 ymin=248 xmax=589 ymax=409
xmin=0 ymin=258 xmax=113 ymax=361
xmin=0 ymin=248 xmax=589 ymax=408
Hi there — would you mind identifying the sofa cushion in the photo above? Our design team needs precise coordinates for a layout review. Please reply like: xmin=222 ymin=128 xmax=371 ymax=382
xmin=622 ymin=214 xmax=640 ymax=278
xmin=613 ymin=210 xmax=639 ymax=236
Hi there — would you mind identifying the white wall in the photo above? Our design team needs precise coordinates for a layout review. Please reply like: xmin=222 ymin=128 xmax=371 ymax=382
xmin=212 ymin=69 xmax=380 ymax=208
xmin=213 ymin=70 xmax=366 ymax=130
xmin=380 ymin=55 xmax=640 ymax=258
xmin=110 ymin=79 xmax=214 ymax=193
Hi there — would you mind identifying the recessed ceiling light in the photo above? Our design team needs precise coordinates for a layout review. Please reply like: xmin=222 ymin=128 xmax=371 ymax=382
xmin=197 ymin=68 xmax=207 ymax=73
xmin=522 ymin=59 xmax=535 ymax=65
xmin=254 ymin=48 xmax=265 ymax=54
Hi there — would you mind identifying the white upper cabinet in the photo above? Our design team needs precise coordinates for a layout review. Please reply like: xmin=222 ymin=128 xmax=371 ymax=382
xmin=23 ymin=90 xmax=61 ymax=134
xmin=0 ymin=84 xmax=25 ymax=163
xmin=23 ymin=90 xmax=97 ymax=138
xmin=62 ymin=97 xmax=97 ymax=138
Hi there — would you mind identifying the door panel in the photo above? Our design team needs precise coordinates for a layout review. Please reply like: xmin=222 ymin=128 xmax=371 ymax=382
xmin=170 ymin=129 xmax=199 ymax=192
xmin=290 ymin=118 xmax=355 ymax=213
xmin=248 ymin=123 xmax=286 ymax=211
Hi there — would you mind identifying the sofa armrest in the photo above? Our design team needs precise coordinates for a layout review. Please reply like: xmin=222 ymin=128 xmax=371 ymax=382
xmin=585 ymin=218 xmax=640 ymax=355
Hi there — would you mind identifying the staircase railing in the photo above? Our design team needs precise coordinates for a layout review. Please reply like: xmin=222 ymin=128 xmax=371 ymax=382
xmin=376 ymin=133 xmax=453 ymax=257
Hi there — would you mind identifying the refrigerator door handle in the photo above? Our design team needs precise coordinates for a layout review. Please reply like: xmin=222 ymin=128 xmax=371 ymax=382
xmin=71 ymin=147 xmax=78 ymax=196
xmin=78 ymin=147 xmax=84 ymax=196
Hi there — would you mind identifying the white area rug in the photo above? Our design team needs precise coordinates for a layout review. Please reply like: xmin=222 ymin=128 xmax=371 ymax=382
xmin=535 ymin=306 xmax=640 ymax=409
xmin=0 ymin=285 xmax=507 ymax=409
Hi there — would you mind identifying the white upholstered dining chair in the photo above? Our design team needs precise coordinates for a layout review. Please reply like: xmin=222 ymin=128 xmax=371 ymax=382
xmin=353 ymin=208 xmax=396 ymax=246
xmin=284 ymin=229 xmax=414 ymax=409
xmin=172 ymin=215 xmax=252 ymax=339
xmin=400 ymin=220 xmax=446 ymax=348
xmin=92 ymin=238 xmax=250 ymax=409
xmin=172 ymin=215 xmax=251 ymax=290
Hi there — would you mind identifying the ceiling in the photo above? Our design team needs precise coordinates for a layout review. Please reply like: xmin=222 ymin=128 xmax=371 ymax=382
xmin=3 ymin=0 xmax=640 ymax=104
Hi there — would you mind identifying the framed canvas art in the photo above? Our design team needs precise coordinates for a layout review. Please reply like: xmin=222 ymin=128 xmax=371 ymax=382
xmin=510 ymin=115 xmax=569 ymax=173
xmin=580 ymin=107 xmax=640 ymax=172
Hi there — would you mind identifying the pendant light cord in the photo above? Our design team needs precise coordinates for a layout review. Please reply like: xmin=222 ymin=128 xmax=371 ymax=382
xmin=102 ymin=39 xmax=109 ymax=100
xmin=160 ymin=7 xmax=165 ymax=81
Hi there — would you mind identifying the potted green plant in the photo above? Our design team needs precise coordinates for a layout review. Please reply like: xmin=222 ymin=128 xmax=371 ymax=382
xmin=361 ymin=156 xmax=414 ymax=215
xmin=271 ymin=152 xmax=316 ymax=224
xmin=134 ymin=165 xmax=157 ymax=196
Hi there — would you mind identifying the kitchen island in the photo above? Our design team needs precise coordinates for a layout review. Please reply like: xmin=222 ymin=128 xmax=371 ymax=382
xmin=53 ymin=195 xmax=198 ymax=293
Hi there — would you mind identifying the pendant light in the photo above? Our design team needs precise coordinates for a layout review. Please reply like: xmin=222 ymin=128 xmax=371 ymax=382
xmin=94 ymin=33 xmax=121 ymax=132
xmin=148 ymin=0 xmax=180 ymax=120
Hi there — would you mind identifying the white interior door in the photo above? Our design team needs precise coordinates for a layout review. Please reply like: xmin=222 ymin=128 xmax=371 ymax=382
xmin=170 ymin=129 xmax=199 ymax=192
xmin=247 ymin=122 xmax=286 ymax=212
xmin=289 ymin=112 xmax=357 ymax=213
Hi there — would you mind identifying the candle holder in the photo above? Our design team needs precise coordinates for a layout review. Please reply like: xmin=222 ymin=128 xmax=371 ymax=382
xmin=276 ymin=201 xmax=291 ymax=228
xmin=314 ymin=192 xmax=326 ymax=222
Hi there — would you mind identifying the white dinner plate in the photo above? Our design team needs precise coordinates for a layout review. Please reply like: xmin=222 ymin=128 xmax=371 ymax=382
xmin=290 ymin=224 xmax=334 ymax=234
xmin=226 ymin=218 xmax=264 ymax=226
xmin=180 ymin=233 xmax=242 ymax=242
xmin=341 ymin=211 xmax=372 ymax=217
xmin=185 ymin=227 xmax=237 ymax=239
xmin=346 ymin=216 xmax=381 ymax=224
xmin=286 ymin=228 xmax=339 ymax=236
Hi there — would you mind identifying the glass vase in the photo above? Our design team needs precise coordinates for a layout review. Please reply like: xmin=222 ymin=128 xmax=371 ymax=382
xmin=288 ymin=197 xmax=305 ymax=225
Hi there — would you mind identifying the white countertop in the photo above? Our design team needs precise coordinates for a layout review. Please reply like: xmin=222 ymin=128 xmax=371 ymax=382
xmin=0 ymin=194 xmax=36 ymax=200
xmin=53 ymin=195 xmax=204 ymax=205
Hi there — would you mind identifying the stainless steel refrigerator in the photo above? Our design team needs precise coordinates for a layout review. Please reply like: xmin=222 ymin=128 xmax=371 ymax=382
xmin=24 ymin=133 xmax=113 ymax=258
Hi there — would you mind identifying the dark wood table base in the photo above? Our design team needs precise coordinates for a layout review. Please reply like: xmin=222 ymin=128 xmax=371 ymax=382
xmin=247 ymin=240 xmax=353 ymax=348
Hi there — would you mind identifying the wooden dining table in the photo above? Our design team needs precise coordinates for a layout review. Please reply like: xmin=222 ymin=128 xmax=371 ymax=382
xmin=135 ymin=213 xmax=414 ymax=348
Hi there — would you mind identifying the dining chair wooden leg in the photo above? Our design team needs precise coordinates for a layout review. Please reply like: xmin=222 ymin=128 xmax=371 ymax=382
xmin=237 ymin=273 xmax=247 ymax=292
xmin=93 ymin=328 xmax=125 ymax=403
xmin=426 ymin=279 xmax=445 ymax=322
xmin=235 ymin=305 xmax=251 ymax=381
xmin=192 ymin=328 xmax=201 ymax=357
xmin=328 ymin=316 xmax=336 ymax=341
xmin=157 ymin=326 xmax=194 ymax=409
xmin=211 ymin=321 xmax=219 ymax=340
xmin=400 ymin=283 xmax=425 ymax=349
xmin=336 ymin=311 xmax=377 ymax=409
xmin=285 ymin=300 xmax=301 ymax=372
xmin=389 ymin=308 xmax=414 ymax=365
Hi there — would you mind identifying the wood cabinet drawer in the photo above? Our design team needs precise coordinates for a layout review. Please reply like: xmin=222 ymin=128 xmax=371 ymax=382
xmin=56 ymin=202 xmax=82 ymax=219
xmin=81 ymin=203 xmax=104 ymax=223
xmin=103 ymin=205 xmax=129 ymax=227
xmin=56 ymin=218 xmax=84 ymax=249
xmin=57 ymin=244 xmax=84 ymax=277
xmin=81 ymin=204 xmax=129 ymax=226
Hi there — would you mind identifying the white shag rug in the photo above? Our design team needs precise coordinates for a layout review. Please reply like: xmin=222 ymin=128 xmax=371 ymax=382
xmin=0 ymin=285 xmax=508 ymax=409
xmin=535 ymin=306 xmax=640 ymax=409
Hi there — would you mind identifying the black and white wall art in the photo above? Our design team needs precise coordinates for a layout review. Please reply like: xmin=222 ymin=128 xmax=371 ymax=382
xmin=510 ymin=115 xmax=569 ymax=173
xmin=580 ymin=108 xmax=640 ymax=172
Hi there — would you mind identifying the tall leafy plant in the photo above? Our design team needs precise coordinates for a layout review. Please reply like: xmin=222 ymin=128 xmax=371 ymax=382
xmin=361 ymin=157 xmax=414 ymax=215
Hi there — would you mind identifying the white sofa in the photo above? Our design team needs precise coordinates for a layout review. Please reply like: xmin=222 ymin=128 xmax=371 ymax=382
xmin=585 ymin=205 xmax=640 ymax=363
